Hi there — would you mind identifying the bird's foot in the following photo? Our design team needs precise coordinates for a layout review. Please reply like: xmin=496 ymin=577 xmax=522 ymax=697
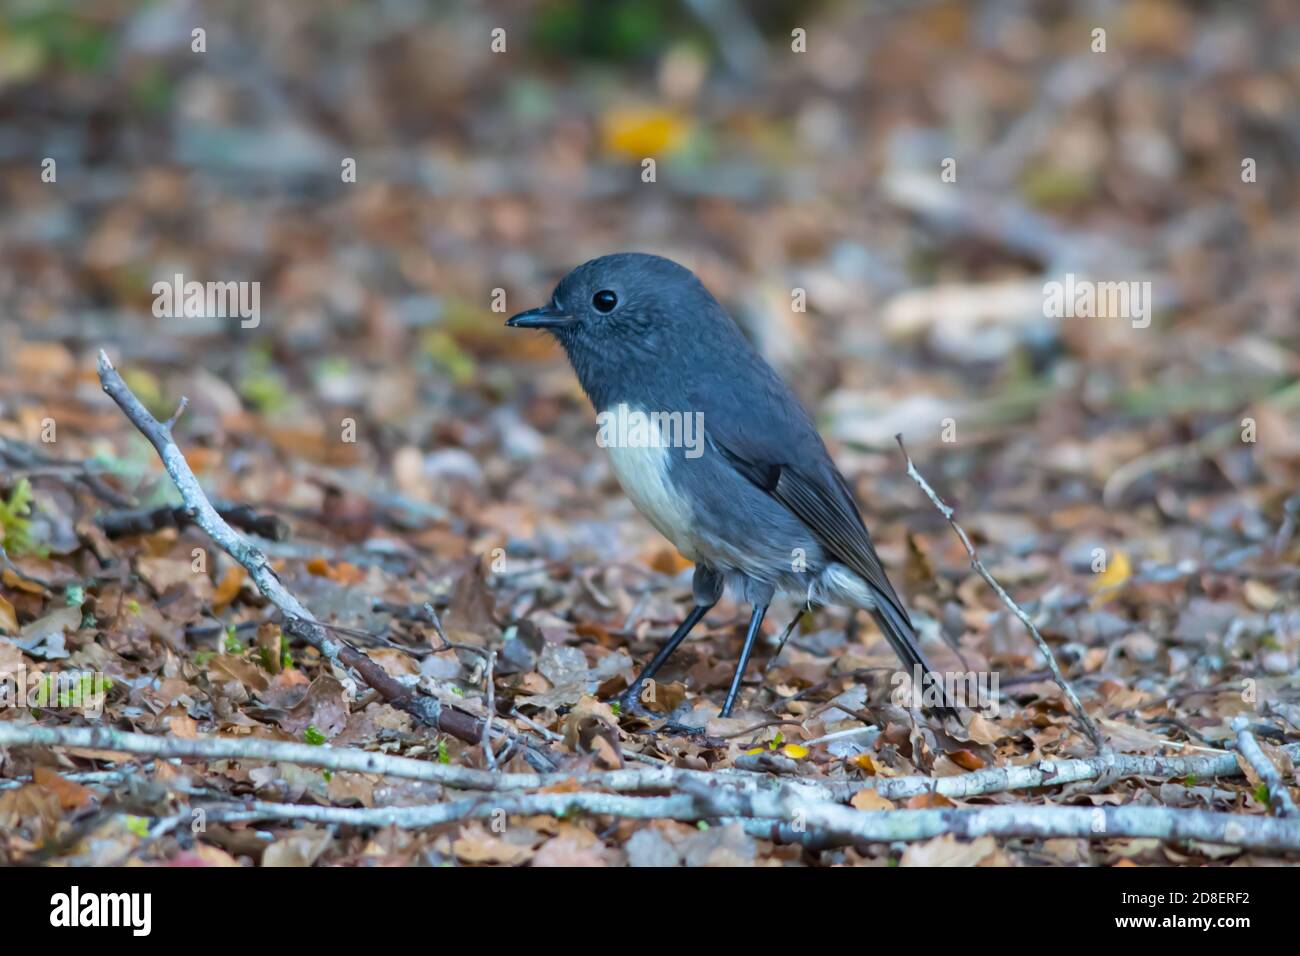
xmin=653 ymin=719 xmax=713 ymax=739
xmin=611 ymin=685 xmax=654 ymax=720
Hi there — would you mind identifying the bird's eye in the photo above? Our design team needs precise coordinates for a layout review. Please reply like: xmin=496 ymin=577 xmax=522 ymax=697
xmin=592 ymin=290 xmax=618 ymax=313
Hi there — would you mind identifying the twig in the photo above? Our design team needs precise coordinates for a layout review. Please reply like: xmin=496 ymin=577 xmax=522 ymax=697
xmin=762 ymin=607 xmax=806 ymax=676
xmin=0 ymin=721 xmax=826 ymax=801
xmin=200 ymin=788 xmax=1300 ymax=853
xmin=895 ymin=434 xmax=1108 ymax=754
xmin=370 ymin=599 xmax=451 ymax=621
xmin=204 ymin=792 xmax=703 ymax=829
xmin=802 ymin=726 xmax=880 ymax=749
xmin=0 ymin=437 xmax=135 ymax=507
xmin=97 ymin=501 xmax=290 ymax=541
xmin=7 ymin=721 xmax=1293 ymax=805
xmin=730 ymin=788 xmax=1300 ymax=853
xmin=857 ymin=747 xmax=1286 ymax=801
xmin=712 ymin=719 xmax=806 ymax=741
xmin=0 ymin=544 xmax=63 ymax=590
xmin=481 ymin=650 xmax=499 ymax=770
xmin=419 ymin=602 xmax=499 ymax=770
xmin=420 ymin=602 xmax=451 ymax=645
xmin=95 ymin=351 xmax=558 ymax=772
xmin=0 ymin=767 xmax=146 ymax=791
xmin=1233 ymin=717 xmax=1298 ymax=818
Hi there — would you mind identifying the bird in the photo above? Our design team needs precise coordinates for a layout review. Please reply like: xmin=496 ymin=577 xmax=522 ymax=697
xmin=506 ymin=252 xmax=957 ymax=720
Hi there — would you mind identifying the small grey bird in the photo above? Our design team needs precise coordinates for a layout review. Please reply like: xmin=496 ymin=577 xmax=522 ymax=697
xmin=507 ymin=253 xmax=955 ymax=719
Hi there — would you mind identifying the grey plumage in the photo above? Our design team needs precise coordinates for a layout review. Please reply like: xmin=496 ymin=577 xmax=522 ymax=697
xmin=508 ymin=252 xmax=956 ymax=717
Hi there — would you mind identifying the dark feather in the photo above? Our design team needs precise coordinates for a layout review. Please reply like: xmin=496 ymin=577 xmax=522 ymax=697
xmin=706 ymin=408 xmax=957 ymax=716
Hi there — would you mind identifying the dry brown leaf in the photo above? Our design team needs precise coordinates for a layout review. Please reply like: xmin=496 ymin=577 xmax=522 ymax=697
xmin=949 ymin=749 xmax=986 ymax=770
xmin=905 ymin=792 xmax=956 ymax=809
xmin=262 ymin=826 xmax=333 ymax=867
xmin=167 ymin=714 xmax=199 ymax=738
xmin=532 ymin=834 xmax=614 ymax=867
xmin=640 ymin=678 xmax=687 ymax=714
xmin=211 ymin=566 xmax=246 ymax=610
xmin=33 ymin=766 xmax=96 ymax=810
xmin=850 ymin=789 xmax=895 ymax=811
xmin=901 ymin=834 xmax=999 ymax=867
xmin=451 ymin=822 xmax=535 ymax=865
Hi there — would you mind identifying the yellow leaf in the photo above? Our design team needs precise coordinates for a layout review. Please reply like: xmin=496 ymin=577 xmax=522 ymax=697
xmin=211 ymin=566 xmax=246 ymax=610
xmin=744 ymin=746 xmax=764 ymax=756
xmin=647 ymin=547 xmax=693 ymax=575
xmin=850 ymin=751 xmax=902 ymax=777
xmin=780 ymin=744 xmax=809 ymax=759
xmin=850 ymin=752 xmax=879 ymax=774
xmin=601 ymin=107 xmax=690 ymax=159
xmin=306 ymin=556 xmax=332 ymax=577
xmin=1089 ymin=549 xmax=1131 ymax=601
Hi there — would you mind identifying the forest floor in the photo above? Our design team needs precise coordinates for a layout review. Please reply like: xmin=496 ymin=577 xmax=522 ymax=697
xmin=1 ymin=0 xmax=1298 ymax=866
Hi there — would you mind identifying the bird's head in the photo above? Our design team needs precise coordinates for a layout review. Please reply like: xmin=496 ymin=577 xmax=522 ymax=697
xmin=506 ymin=252 xmax=713 ymax=353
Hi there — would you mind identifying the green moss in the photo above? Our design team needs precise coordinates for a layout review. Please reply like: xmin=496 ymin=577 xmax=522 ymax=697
xmin=0 ymin=478 xmax=44 ymax=557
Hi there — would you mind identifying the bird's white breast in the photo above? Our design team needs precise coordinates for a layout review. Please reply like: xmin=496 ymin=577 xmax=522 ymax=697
xmin=601 ymin=407 xmax=698 ymax=559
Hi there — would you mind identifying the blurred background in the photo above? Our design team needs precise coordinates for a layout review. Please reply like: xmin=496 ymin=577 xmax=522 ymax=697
xmin=1 ymin=0 xmax=1298 ymax=679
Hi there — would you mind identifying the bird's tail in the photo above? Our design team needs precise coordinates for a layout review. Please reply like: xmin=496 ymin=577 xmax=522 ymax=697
xmin=870 ymin=600 xmax=960 ymax=720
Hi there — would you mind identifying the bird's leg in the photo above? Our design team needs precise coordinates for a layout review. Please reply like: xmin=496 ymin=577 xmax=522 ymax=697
xmin=720 ymin=603 xmax=768 ymax=717
xmin=618 ymin=602 xmax=714 ymax=713
xmin=845 ymin=610 xmax=861 ymax=644
xmin=762 ymin=606 xmax=808 ymax=676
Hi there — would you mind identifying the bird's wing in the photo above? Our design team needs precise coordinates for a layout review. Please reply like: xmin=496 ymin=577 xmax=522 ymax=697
xmin=688 ymin=369 xmax=911 ymax=624
xmin=711 ymin=434 xmax=912 ymax=624
xmin=707 ymin=417 xmax=965 ymax=715
xmin=684 ymin=346 xmax=958 ymax=717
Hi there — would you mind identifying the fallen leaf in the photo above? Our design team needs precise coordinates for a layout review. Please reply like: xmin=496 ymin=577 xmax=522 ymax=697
xmin=905 ymin=792 xmax=955 ymax=809
xmin=949 ymin=749 xmax=986 ymax=770
xmin=901 ymin=834 xmax=999 ymax=867
xmin=262 ymin=826 xmax=333 ymax=867
xmin=851 ymin=789 xmax=895 ymax=811
xmin=33 ymin=766 xmax=96 ymax=810
xmin=601 ymin=106 xmax=690 ymax=159
xmin=1244 ymin=579 xmax=1279 ymax=611
xmin=532 ymin=834 xmax=613 ymax=867
xmin=211 ymin=566 xmax=246 ymax=610
xmin=639 ymin=678 xmax=687 ymax=714
xmin=1089 ymin=549 xmax=1131 ymax=602
xmin=451 ymin=822 xmax=536 ymax=865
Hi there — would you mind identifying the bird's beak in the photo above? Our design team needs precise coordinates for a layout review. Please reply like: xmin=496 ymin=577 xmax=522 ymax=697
xmin=506 ymin=304 xmax=575 ymax=330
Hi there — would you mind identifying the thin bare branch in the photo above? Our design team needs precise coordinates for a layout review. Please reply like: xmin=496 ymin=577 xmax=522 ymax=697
xmin=8 ymin=721 xmax=1294 ymax=805
xmin=1233 ymin=717 xmax=1298 ymax=817
xmin=200 ymin=786 xmax=1300 ymax=853
xmin=895 ymin=433 xmax=1107 ymax=754
xmin=94 ymin=351 xmax=558 ymax=771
